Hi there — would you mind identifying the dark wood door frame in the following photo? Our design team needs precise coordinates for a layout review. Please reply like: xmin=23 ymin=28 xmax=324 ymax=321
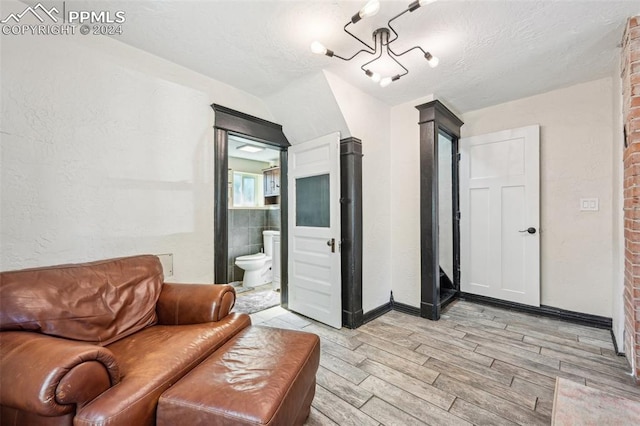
xmin=416 ymin=100 xmax=464 ymax=320
xmin=211 ymin=105 xmax=291 ymax=306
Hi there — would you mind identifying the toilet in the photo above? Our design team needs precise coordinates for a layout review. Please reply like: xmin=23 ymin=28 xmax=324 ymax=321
xmin=235 ymin=230 xmax=280 ymax=288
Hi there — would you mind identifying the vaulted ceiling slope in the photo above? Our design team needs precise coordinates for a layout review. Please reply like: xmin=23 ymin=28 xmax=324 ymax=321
xmin=62 ymin=0 xmax=639 ymax=112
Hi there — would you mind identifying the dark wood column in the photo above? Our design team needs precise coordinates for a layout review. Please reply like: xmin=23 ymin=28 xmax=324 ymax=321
xmin=340 ymin=137 xmax=363 ymax=329
xmin=416 ymin=100 xmax=463 ymax=320
xmin=213 ymin=127 xmax=229 ymax=284
xmin=279 ymin=149 xmax=289 ymax=309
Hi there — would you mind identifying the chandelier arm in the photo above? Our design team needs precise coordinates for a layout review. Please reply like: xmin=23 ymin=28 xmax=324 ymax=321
xmin=389 ymin=50 xmax=410 ymax=77
xmin=386 ymin=9 xmax=410 ymax=44
xmin=360 ymin=40 xmax=385 ymax=70
xmin=343 ymin=21 xmax=375 ymax=52
xmin=333 ymin=49 xmax=376 ymax=62
xmin=388 ymin=44 xmax=427 ymax=58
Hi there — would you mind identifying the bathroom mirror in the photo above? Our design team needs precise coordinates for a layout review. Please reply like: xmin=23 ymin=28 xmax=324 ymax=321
xmin=438 ymin=131 xmax=456 ymax=300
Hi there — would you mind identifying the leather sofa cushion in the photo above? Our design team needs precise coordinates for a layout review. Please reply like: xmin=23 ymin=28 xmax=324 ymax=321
xmin=0 ymin=255 xmax=163 ymax=345
xmin=157 ymin=326 xmax=320 ymax=426
xmin=74 ymin=313 xmax=251 ymax=426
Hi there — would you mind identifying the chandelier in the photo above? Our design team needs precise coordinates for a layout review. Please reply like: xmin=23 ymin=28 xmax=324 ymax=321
xmin=311 ymin=0 xmax=438 ymax=87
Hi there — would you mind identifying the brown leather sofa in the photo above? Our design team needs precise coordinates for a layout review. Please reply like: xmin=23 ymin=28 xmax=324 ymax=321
xmin=0 ymin=255 xmax=251 ymax=426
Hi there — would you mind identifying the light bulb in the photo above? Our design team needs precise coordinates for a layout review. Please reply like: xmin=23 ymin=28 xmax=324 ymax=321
xmin=409 ymin=0 xmax=436 ymax=12
xmin=425 ymin=52 xmax=439 ymax=68
xmin=310 ymin=41 xmax=327 ymax=55
xmin=359 ymin=0 xmax=380 ymax=19
xmin=380 ymin=77 xmax=392 ymax=88
xmin=365 ymin=69 xmax=381 ymax=83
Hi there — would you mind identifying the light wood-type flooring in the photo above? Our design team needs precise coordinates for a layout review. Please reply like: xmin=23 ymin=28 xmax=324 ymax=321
xmin=249 ymin=299 xmax=639 ymax=425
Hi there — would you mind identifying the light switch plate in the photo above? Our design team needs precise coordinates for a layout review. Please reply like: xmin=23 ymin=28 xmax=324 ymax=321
xmin=580 ymin=198 xmax=599 ymax=212
xmin=157 ymin=253 xmax=174 ymax=277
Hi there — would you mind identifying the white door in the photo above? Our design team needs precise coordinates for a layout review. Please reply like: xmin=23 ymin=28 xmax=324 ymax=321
xmin=288 ymin=132 xmax=342 ymax=328
xmin=459 ymin=125 xmax=540 ymax=306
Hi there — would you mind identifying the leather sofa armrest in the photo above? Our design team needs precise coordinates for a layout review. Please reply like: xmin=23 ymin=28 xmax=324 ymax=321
xmin=0 ymin=332 xmax=120 ymax=416
xmin=156 ymin=283 xmax=236 ymax=325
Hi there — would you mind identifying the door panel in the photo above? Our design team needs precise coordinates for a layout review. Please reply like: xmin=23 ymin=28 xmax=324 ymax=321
xmin=469 ymin=188 xmax=490 ymax=289
xmin=460 ymin=125 xmax=540 ymax=306
xmin=288 ymin=133 xmax=341 ymax=328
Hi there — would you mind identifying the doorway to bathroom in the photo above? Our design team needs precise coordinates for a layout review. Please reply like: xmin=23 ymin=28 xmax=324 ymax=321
xmin=211 ymin=104 xmax=291 ymax=316
xmin=227 ymin=134 xmax=283 ymax=314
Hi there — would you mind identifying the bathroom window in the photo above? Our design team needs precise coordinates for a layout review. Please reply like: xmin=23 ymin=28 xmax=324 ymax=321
xmin=232 ymin=172 xmax=264 ymax=207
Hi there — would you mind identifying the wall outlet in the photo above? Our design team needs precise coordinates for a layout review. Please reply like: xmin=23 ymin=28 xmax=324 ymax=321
xmin=157 ymin=253 xmax=173 ymax=277
xmin=580 ymin=198 xmax=599 ymax=212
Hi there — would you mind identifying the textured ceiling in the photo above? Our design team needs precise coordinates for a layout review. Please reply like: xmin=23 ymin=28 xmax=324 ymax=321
xmin=64 ymin=0 xmax=640 ymax=112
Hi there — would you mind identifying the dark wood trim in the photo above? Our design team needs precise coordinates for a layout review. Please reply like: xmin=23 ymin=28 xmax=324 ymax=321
xmin=279 ymin=150 xmax=289 ymax=308
xmin=212 ymin=105 xmax=290 ymax=288
xmin=213 ymin=128 xmax=228 ymax=284
xmin=417 ymin=100 xmax=464 ymax=136
xmin=340 ymin=137 xmax=364 ymax=329
xmin=418 ymin=119 xmax=439 ymax=320
xmin=459 ymin=292 xmax=613 ymax=329
xmin=415 ymin=100 xmax=464 ymax=320
xmin=392 ymin=301 xmax=421 ymax=317
xmin=363 ymin=302 xmax=392 ymax=324
xmin=211 ymin=104 xmax=290 ymax=147
xmin=610 ymin=330 xmax=625 ymax=356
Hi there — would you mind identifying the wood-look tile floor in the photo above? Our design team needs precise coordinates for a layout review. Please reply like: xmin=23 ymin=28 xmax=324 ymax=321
xmin=249 ymin=300 xmax=639 ymax=425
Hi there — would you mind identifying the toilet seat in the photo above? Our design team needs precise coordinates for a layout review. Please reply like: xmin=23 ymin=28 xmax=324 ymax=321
xmin=236 ymin=253 xmax=267 ymax=262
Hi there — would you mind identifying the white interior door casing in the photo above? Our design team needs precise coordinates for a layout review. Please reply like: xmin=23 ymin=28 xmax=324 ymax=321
xmin=288 ymin=132 xmax=342 ymax=328
xmin=460 ymin=125 xmax=540 ymax=306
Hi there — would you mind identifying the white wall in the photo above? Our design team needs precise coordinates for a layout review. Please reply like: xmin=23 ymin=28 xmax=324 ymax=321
xmin=324 ymin=71 xmax=392 ymax=313
xmin=0 ymin=1 xmax=273 ymax=282
xmin=389 ymin=95 xmax=434 ymax=307
xmin=265 ymin=72 xmax=349 ymax=145
xmin=461 ymin=78 xmax=616 ymax=317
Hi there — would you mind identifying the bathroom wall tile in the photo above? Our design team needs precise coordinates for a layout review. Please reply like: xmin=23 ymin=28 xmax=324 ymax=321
xmin=267 ymin=209 xmax=280 ymax=228
xmin=228 ymin=210 xmax=235 ymax=228
xmin=227 ymin=246 xmax=237 ymax=266
xmin=249 ymin=227 xmax=263 ymax=245
xmin=251 ymin=209 xmax=266 ymax=226
xmin=234 ymin=265 xmax=244 ymax=282
xmin=235 ymin=210 xmax=251 ymax=227
xmin=268 ymin=209 xmax=280 ymax=230
xmin=231 ymin=228 xmax=249 ymax=247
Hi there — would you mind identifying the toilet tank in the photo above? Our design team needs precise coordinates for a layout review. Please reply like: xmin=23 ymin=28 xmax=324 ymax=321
xmin=262 ymin=230 xmax=280 ymax=257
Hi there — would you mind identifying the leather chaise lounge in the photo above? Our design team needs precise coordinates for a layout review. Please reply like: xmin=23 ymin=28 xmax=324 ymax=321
xmin=0 ymin=255 xmax=320 ymax=426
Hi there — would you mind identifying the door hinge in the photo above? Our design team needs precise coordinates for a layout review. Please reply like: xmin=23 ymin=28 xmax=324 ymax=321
xmin=456 ymin=153 xmax=461 ymax=162
xmin=456 ymin=211 xmax=461 ymax=220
